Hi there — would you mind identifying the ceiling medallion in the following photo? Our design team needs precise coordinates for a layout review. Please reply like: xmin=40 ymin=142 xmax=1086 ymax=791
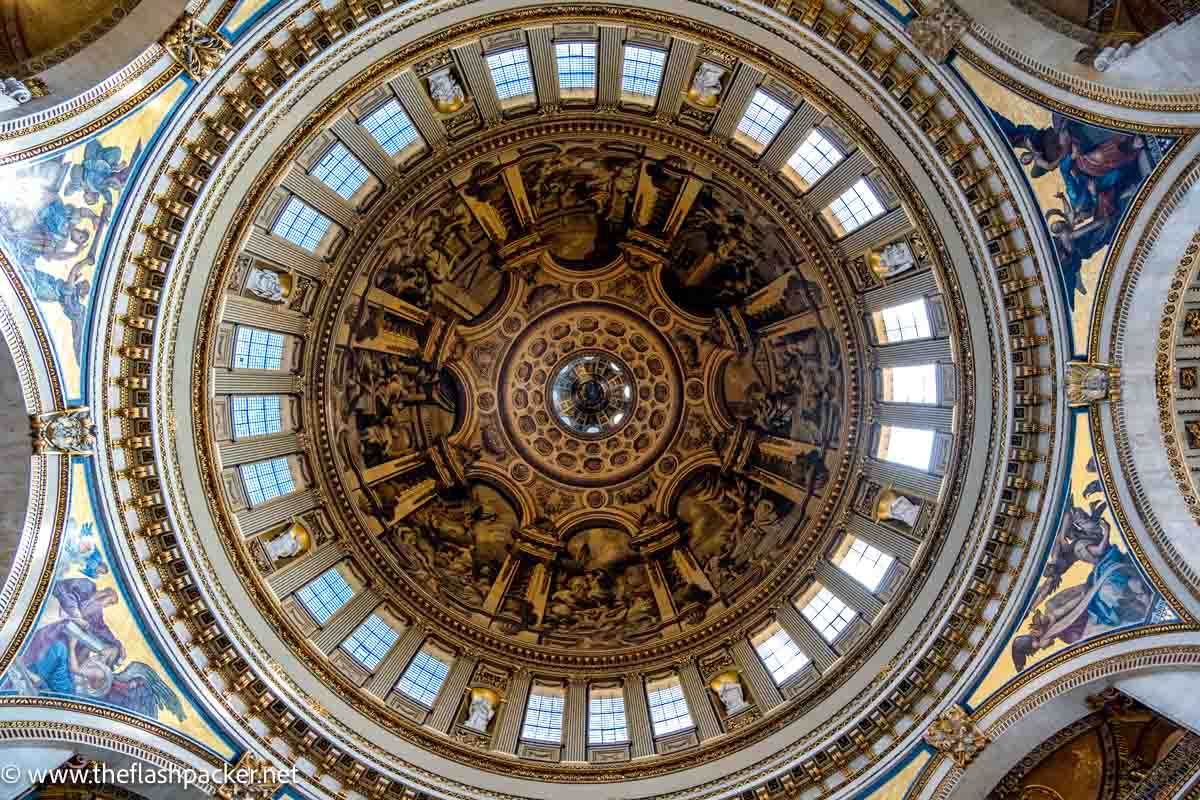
xmin=497 ymin=302 xmax=684 ymax=487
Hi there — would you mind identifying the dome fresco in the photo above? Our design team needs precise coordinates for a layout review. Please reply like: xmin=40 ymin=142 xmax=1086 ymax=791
xmin=0 ymin=1 xmax=1196 ymax=799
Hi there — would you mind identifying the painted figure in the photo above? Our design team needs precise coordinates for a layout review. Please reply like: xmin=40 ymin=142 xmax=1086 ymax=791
xmin=1011 ymin=485 xmax=1153 ymax=670
xmin=991 ymin=110 xmax=1157 ymax=306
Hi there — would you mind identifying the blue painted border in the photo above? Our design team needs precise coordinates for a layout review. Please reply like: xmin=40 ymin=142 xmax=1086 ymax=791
xmin=220 ymin=0 xmax=286 ymax=41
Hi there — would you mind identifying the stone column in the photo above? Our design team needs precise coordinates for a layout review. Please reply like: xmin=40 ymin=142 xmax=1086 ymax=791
xmin=564 ymin=680 xmax=588 ymax=761
xmin=678 ymin=662 xmax=721 ymax=740
xmin=622 ymin=674 xmax=654 ymax=758
xmin=267 ymin=541 xmax=344 ymax=596
xmin=219 ymin=432 xmax=301 ymax=467
xmin=815 ymin=561 xmax=883 ymax=621
xmin=645 ymin=561 xmax=682 ymax=636
xmin=314 ymin=588 xmax=380 ymax=653
xmin=527 ymin=27 xmax=559 ymax=106
xmin=776 ymin=602 xmax=836 ymax=671
xmin=427 ymin=654 xmax=478 ymax=731
xmin=846 ymin=513 xmax=919 ymax=564
xmin=709 ymin=63 xmax=764 ymax=141
xmin=365 ymin=622 xmax=426 ymax=696
xmin=493 ymin=670 xmax=533 ymax=754
xmin=236 ymin=488 xmax=319 ymax=538
xmin=731 ymin=639 xmax=783 ymax=710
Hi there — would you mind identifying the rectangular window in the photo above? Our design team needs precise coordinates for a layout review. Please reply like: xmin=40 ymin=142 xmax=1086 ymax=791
xmin=800 ymin=586 xmax=856 ymax=642
xmin=588 ymin=687 xmax=629 ymax=744
xmin=521 ymin=687 xmax=565 ymax=743
xmin=555 ymin=41 xmax=597 ymax=91
xmin=296 ymin=567 xmax=354 ymax=625
xmin=834 ymin=537 xmax=895 ymax=592
xmin=736 ymin=89 xmax=793 ymax=147
xmin=233 ymin=326 xmax=284 ymax=371
xmin=361 ymin=99 xmax=421 ymax=156
xmin=883 ymin=364 xmax=938 ymax=404
xmin=878 ymin=299 xmax=933 ymax=343
xmin=239 ymin=457 xmax=295 ymax=507
xmin=395 ymin=648 xmax=450 ymax=707
xmin=753 ymin=624 xmax=810 ymax=685
xmin=341 ymin=613 xmax=399 ymax=671
xmin=311 ymin=142 xmax=370 ymax=199
xmin=878 ymin=425 xmax=935 ymax=471
xmin=786 ymin=130 xmax=843 ymax=188
xmin=486 ymin=47 xmax=535 ymax=101
xmin=827 ymin=178 xmax=886 ymax=233
xmin=647 ymin=677 xmax=693 ymax=736
xmin=272 ymin=196 xmax=333 ymax=252
xmin=621 ymin=45 xmax=666 ymax=99
xmin=230 ymin=395 xmax=283 ymax=439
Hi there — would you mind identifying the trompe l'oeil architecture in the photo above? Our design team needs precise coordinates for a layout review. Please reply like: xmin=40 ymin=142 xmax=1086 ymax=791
xmin=0 ymin=1 xmax=1197 ymax=799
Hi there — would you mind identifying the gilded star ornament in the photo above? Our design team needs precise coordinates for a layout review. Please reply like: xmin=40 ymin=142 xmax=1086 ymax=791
xmin=925 ymin=706 xmax=988 ymax=767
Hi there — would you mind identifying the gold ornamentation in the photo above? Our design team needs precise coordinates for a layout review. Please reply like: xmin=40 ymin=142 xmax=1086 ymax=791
xmin=906 ymin=1 xmax=971 ymax=63
xmin=161 ymin=14 xmax=230 ymax=80
xmin=1065 ymin=361 xmax=1116 ymax=406
xmin=925 ymin=706 xmax=988 ymax=767
xmin=215 ymin=752 xmax=286 ymax=800
xmin=31 ymin=408 xmax=97 ymax=454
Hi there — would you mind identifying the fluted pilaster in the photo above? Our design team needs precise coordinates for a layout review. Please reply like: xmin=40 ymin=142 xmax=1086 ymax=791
xmin=452 ymin=41 xmax=501 ymax=123
xmin=493 ymin=670 xmax=532 ymax=754
xmin=864 ymin=268 xmax=939 ymax=312
xmin=219 ymin=432 xmax=301 ymax=468
xmin=428 ymin=654 xmax=478 ymax=731
xmin=840 ymin=207 xmax=912 ymax=256
xmin=387 ymin=74 xmax=447 ymax=149
xmin=282 ymin=170 xmax=357 ymax=229
xmin=709 ymin=63 xmax=763 ymax=140
xmin=678 ymin=662 xmax=720 ymax=740
xmin=314 ymin=588 xmax=380 ymax=653
xmin=874 ymin=337 xmax=952 ymax=368
xmin=846 ymin=513 xmax=919 ymax=563
xmin=876 ymin=402 xmax=954 ymax=433
xmin=223 ymin=295 xmax=308 ymax=336
xmin=731 ymin=639 xmax=782 ymax=710
xmin=622 ymin=675 xmax=654 ymax=758
xmin=365 ymin=623 xmax=426 ymax=696
xmin=865 ymin=458 xmax=943 ymax=499
xmin=235 ymin=488 xmax=318 ymax=538
xmin=776 ymin=602 xmax=837 ymax=671
xmin=815 ymin=561 xmax=882 ymax=621
xmin=213 ymin=370 xmax=301 ymax=394
xmin=805 ymin=149 xmax=870 ymax=210
xmin=760 ymin=103 xmax=821 ymax=171
xmin=245 ymin=230 xmax=326 ymax=278
xmin=331 ymin=115 xmax=396 ymax=180
xmin=527 ymin=27 xmax=558 ymax=106
xmin=656 ymin=37 xmax=697 ymax=118
xmin=267 ymin=541 xmax=344 ymax=596
xmin=564 ymin=680 xmax=588 ymax=761
xmin=596 ymin=26 xmax=624 ymax=107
